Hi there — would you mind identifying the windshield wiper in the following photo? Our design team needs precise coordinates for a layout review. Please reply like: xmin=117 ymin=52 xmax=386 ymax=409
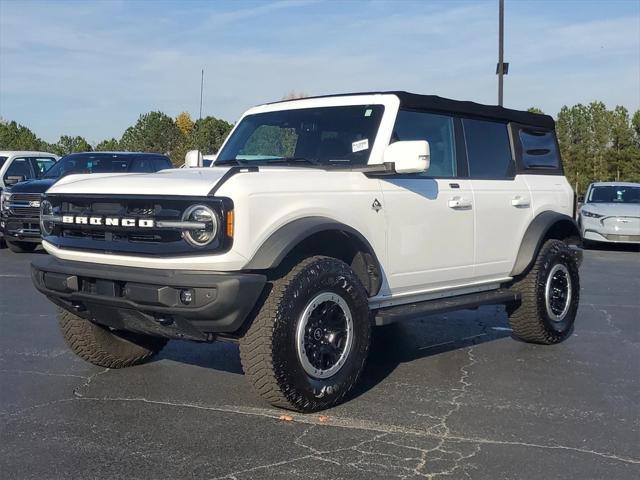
xmin=214 ymin=159 xmax=248 ymax=166
xmin=266 ymin=157 xmax=319 ymax=166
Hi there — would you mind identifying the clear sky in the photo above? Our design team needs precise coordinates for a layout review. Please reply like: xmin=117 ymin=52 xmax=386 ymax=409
xmin=1 ymin=0 xmax=638 ymax=144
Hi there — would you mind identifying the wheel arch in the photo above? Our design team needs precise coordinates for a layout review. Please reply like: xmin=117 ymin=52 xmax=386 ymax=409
xmin=244 ymin=216 xmax=383 ymax=296
xmin=511 ymin=211 xmax=581 ymax=277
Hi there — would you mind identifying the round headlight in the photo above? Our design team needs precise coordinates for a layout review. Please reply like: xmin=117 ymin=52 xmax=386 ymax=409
xmin=40 ymin=200 xmax=54 ymax=236
xmin=182 ymin=204 xmax=218 ymax=247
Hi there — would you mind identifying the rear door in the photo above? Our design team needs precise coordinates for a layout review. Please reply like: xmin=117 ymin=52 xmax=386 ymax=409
xmin=462 ymin=118 xmax=533 ymax=281
xmin=381 ymin=110 xmax=475 ymax=295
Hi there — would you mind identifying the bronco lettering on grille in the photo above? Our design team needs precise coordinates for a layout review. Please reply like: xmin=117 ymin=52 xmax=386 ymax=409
xmin=61 ymin=216 xmax=155 ymax=228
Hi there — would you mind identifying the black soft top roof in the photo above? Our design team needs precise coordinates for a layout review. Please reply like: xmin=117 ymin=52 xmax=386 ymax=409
xmin=271 ymin=91 xmax=555 ymax=130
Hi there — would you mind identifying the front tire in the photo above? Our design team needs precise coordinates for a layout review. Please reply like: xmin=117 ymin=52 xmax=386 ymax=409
xmin=6 ymin=240 xmax=37 ymax=253
xmin=239 ymin=256 xmax=371 ymax=412
xmin=508 ymin=239 xmax=580 ymax=344
xmin=58 ymin=309 xmax=167 ymax=368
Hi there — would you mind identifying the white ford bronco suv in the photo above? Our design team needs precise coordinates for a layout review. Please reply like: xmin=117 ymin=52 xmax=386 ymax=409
xmin=31 ymin=92 xmax=582 ymax=412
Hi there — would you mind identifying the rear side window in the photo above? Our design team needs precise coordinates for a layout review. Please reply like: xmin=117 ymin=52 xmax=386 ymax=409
xmin=463 ymin=119 xmax=513 ymax=178
xmin=392 ymin=110 xmax=456 ymax=177
xmin=518 ymin=128 xmax=560 ymax=169
xmin=0 ymin=156 xmax=7 ymax=168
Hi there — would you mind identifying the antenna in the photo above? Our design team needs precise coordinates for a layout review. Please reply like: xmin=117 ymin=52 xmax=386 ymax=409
xmin=199 ymin=69 xmax=204 ymax=120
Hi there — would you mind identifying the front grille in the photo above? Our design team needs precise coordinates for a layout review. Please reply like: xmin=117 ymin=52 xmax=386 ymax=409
xmin=8 ymin=193 xmax=42 ymax=217
xmin=43 ymin=194 xmax=232 ymax=256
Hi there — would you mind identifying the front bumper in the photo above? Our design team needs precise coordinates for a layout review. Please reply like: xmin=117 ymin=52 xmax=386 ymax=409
xmin=1 ymin=215 xmax=42 ymax=243
xmin=31 ymin=256 xmax=266 ymax=341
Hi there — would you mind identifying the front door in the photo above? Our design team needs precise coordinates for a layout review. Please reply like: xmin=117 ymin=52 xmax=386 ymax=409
xmin=380 ymin=110 xmax=475 ymax=296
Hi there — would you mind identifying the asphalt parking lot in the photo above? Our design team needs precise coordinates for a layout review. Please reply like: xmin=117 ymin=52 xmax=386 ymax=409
xmin=1 ymin=245 xmax=638 ymax=479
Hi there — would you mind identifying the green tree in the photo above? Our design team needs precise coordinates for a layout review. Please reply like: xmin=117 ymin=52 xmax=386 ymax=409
xmin=51 ymin=135 xmax=92 ymax=156
xmin=0 ymin=120 xmax=50 ymax=151
xmin=632 ymin=110 xmax=640 ymax=145
xmin=94 ymin=138 xmax=120 ymax=151
xmin=120 ymin=111 xmax=181 ymax=163
xmin=527 ymin=107 xmax=545 ymax=114
xmin=190 ymin=116 xmax=233 ymax=154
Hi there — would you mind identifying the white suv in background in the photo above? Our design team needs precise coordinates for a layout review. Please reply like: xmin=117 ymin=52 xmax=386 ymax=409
xmin=31 ymin=92 xmax=582 ymax=412
xmin=578 ymin=182 xmax=640 ymax=245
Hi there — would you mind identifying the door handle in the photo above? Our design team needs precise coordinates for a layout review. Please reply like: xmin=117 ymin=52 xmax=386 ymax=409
xmin=511 ymin=195 xmax=531 ymax=208
xmin=448 ymin=196 xmax=472 ymax=209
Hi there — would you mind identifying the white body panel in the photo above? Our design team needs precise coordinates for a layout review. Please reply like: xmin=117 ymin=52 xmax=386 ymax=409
xmin=50 ymin=168 xmax=231 ymax=197
xmin=380 ymin=178 xmax=475 ymax=294
xmin=472 ymin=176 xmax=533 ymax=280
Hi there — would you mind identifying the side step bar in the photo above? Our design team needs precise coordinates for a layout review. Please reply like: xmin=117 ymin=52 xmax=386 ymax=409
xmin=374 ymin=288 xmax=521 ymax=326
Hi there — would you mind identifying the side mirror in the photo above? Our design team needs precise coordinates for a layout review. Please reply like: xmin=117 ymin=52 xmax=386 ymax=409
xmin=4 ymin=176 xmax=25 ymax=186
xmin=184 ymin=150 xmax=203 ymax=168
xmin=383 ymin=140 xmax=430 ymax=174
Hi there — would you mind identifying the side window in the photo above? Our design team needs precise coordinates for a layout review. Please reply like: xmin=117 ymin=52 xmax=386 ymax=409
xmin=392 ymin=110 xmax=456 ymax=177
xmin=463 ymin=118 xmax=513 ymax=178
xmin=32 ymin=157 xmax=57 ymax=177
xmin=518 ymin=128 xmax=560 ymax=169
xmin=4 ymin=158 xmax=35 ymax=181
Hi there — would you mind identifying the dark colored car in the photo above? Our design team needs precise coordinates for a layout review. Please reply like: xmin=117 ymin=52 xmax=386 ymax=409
xmin=1 ymin=152 xmax=172 ymax=253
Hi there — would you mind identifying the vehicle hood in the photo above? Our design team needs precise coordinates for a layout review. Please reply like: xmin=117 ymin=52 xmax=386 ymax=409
xmin=47 ymin=168 xmax=234 ymax=197
xmin=581 ymin=203 xmax=640 ymax=217
xmin=5 ymin=178 xmax=57 ymax=194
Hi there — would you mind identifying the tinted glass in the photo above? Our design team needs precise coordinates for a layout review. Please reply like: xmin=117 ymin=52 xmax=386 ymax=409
xmin=0 ymin=156 xmax=7 ymax=168
xmin=217 ymin=105 xmax=385 ymax=166
xmin=392 ymin=110 xmax=456 ymax=177
xmin=43 ymin=154 xmax=170 ymax=178
xmin=33 ymin=157 xmax=57 ymax=176
xmin=519 ymin=129 xmax=560 ymax=169
xmin=587 ymin=185 xmax=640 ymax=204
xmin=4 ymin=158 xmax=34 ymax=180
xmin=129 ymin=157 xmax=171 ymax=172
xmin=463 ymin=119 xmax=513 ymax=178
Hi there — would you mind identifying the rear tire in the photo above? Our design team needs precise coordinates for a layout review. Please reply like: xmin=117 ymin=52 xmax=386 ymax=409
xmin=6 ymin=240 xmax=37 ymax=253
xmin=508 ymin=239 xmax=580 ymax=344
xmin=58 ymin=309 xmax=167 ymax=368
xmin=239 ymin=256 xmax=371 ymax=412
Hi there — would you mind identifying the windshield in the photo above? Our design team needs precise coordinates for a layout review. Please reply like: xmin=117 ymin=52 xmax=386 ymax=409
xmin=216 ymin=105 xmax=385 ymax=167
xmin=587 ymin=185 xmax=640 ymax=204
xmin=43 ymin=153 xmax=170 ymax=179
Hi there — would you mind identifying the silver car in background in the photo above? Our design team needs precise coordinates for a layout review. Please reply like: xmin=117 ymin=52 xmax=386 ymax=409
xmin=578 ymin=182 xmax=640 ymax=245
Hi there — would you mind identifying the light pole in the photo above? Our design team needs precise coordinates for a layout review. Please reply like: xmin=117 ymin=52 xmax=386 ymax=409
xmin=199 ymin=69 xmax=204 ymax=120
xmin=496 ymin=0 xmax=509 ymax=106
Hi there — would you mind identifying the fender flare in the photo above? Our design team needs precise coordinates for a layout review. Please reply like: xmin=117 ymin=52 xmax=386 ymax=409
xmin=510 ymin=211 xmax=581 ymax=277
xmin=244 ymin=216 xmax=381 ymax=273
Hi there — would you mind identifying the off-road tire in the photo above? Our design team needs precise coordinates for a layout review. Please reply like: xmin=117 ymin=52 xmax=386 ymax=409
xmin=239 ymin=256 xmax=371 ymax=412
xmin=6 ymin=240 xmax=37 ymax=253
xmin=58 ymin=309 xmax=167 ymax=368
xmin=508 ymin=239 xmax=580 ymax=344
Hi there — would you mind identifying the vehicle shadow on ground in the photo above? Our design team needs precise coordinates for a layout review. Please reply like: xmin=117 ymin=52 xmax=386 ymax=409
xmin=155 ymin=305 xmax=513 ymax=398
